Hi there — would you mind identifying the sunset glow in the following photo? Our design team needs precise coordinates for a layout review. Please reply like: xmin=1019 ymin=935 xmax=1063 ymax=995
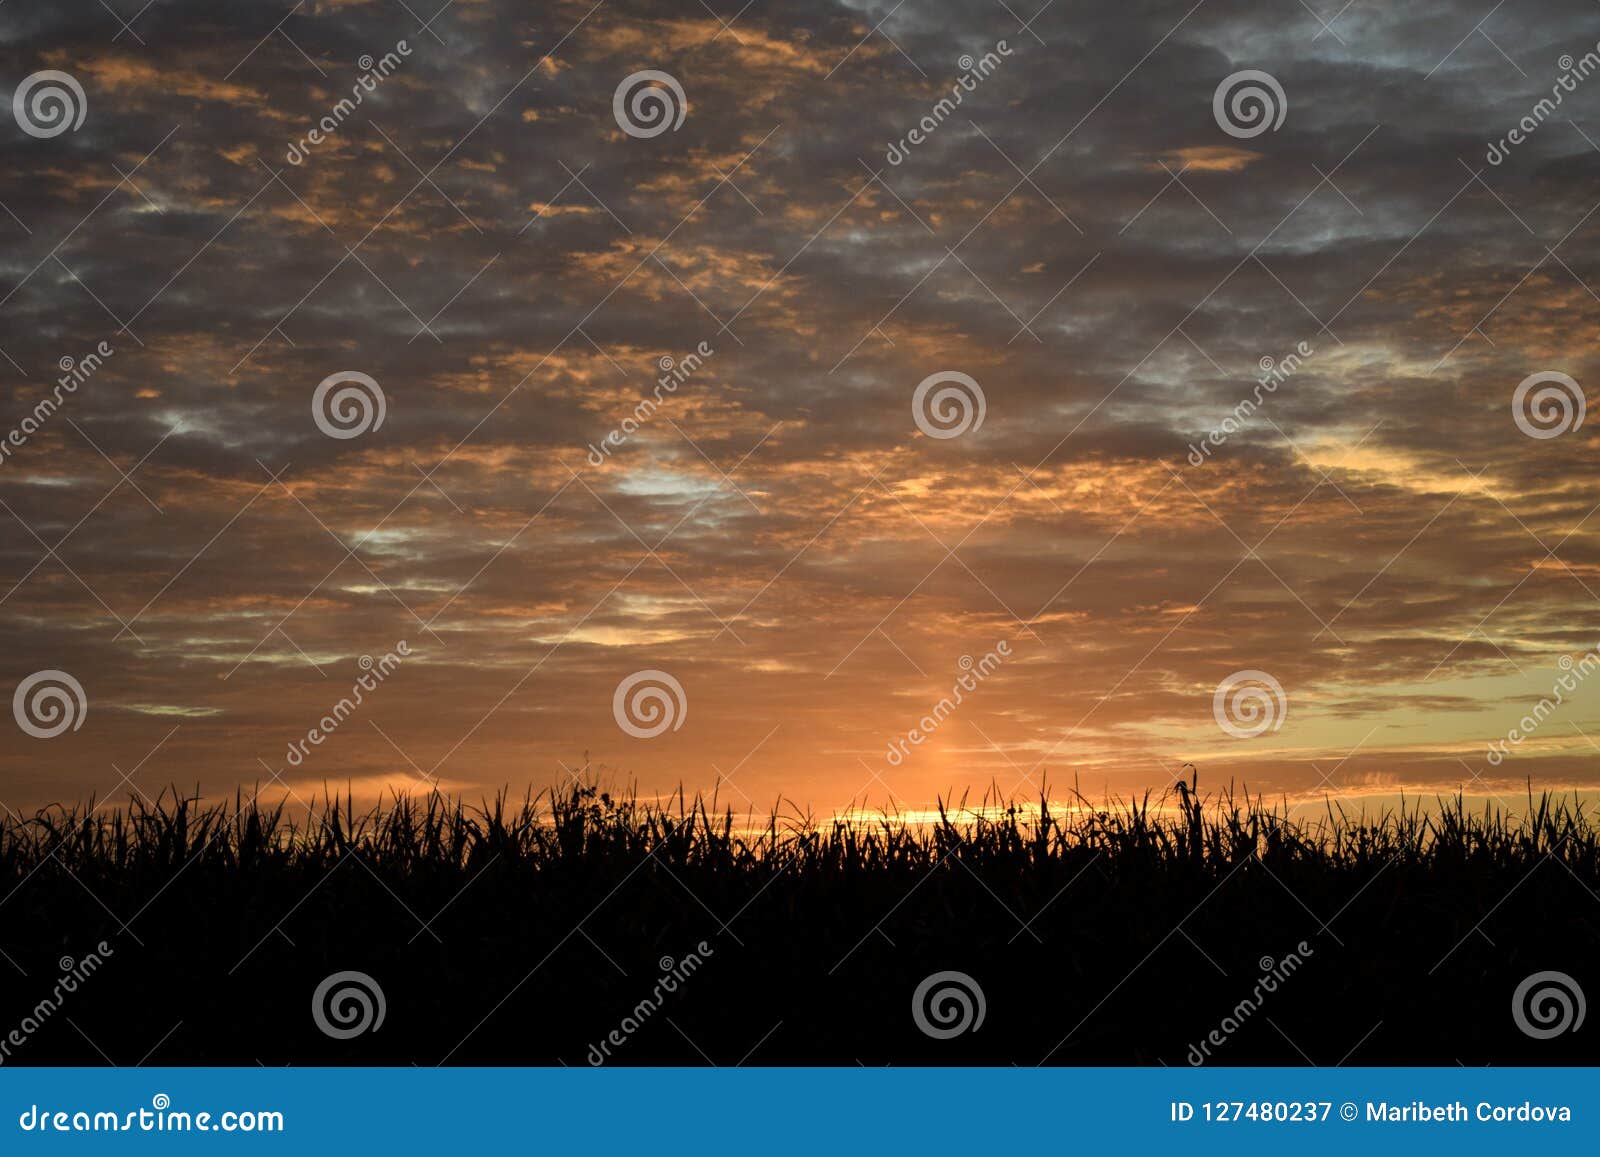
xmin=5 ymin=0 xmax=1600 ymax=818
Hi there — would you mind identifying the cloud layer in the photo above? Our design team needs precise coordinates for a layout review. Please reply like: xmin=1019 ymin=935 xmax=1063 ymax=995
xmin=4 ymin=0 xmax=1600 ymax=812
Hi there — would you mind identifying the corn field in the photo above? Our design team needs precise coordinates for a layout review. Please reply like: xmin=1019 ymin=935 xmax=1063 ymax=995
xmin=1 ymin=775 xmax=1595 ymax=1065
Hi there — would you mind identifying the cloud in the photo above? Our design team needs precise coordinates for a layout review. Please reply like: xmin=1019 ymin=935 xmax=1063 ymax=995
xmin=3 ymin=0 xmax=1600 ymax=813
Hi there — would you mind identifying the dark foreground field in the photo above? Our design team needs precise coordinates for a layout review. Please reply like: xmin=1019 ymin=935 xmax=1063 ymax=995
xmin=1 ymin=777 xmax=1596 ymax=1066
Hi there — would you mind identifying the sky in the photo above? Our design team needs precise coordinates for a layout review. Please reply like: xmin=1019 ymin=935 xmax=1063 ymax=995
xmin=3 ymin=0 xmax=1600 ymax=815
